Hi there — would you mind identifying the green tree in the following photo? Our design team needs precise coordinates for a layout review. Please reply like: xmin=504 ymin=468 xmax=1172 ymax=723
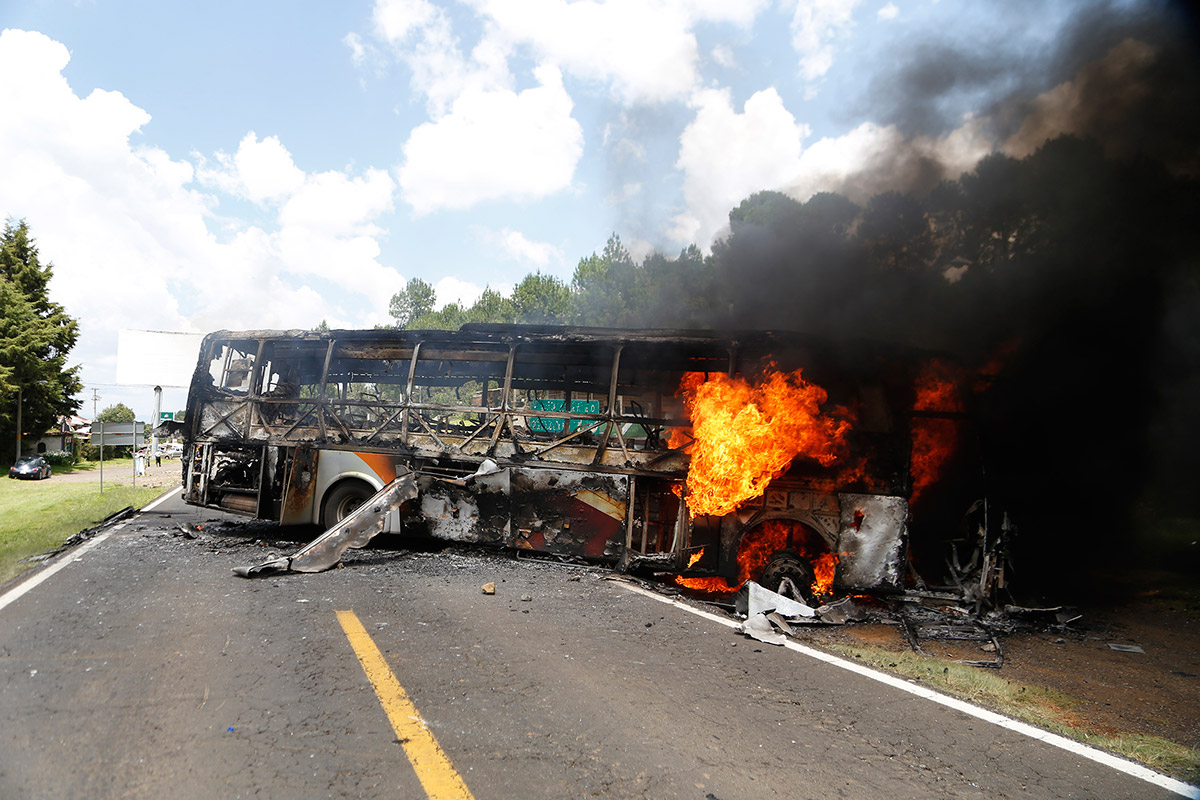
xmin=465 ymin=287 xmax=516 ymax=325
xmin=571 ymin=233 xmax=646 ymax=326
xmin=388 ymin=277 xmax=437 ymax=328
xmin=512 ymin=272 xmax=571 ymax=324
xmin=89 ymin=403 xmax=136 ymax=459
xmin=636 ymin=245 xmax=716 ymax=329
xmin=0 ymin=220 xmax=82 ymax=454
xmin=860 ymin=190 xmax=933 ymax=271
xmin=727 ymin=190 xmax=804 ymax=230
xmin=96 ymin=403 xmax=135 ymax=423
xmin=411 ymin=302 xmax=466 ymax=331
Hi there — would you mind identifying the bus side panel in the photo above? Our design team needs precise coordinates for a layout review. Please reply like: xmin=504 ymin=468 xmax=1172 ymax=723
xmin=416 ymin=471 xmax=511 ymax=544
xmin=280 ymin=449 xmax=318 ymax=526
xmin=834 ymin=493 xmax=908 ymax=591
xmin=509 ymin=469 xmax=628 ymax=559
xmin=310 ymin=450 xmax=402 ymax=532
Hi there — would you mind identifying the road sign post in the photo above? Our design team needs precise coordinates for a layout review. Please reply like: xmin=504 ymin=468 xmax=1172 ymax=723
xmin=90 ymin=422 xmax=146 ymax=492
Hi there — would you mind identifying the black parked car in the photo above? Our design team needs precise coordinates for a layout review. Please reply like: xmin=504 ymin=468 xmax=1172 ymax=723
xmin=9 ymin=456 xmax=51 ymax=480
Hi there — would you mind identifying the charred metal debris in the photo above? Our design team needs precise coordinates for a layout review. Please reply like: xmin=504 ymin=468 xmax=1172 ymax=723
xmin=707 ymin=508 xmax=1079 ymax=667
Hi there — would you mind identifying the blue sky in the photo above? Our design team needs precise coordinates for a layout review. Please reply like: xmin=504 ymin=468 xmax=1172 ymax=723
xmin=0 ymin=0 xmax=1135 ymax=420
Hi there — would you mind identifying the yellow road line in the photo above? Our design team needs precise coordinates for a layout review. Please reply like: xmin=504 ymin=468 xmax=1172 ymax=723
xmin=336 ymin=610 xmax=475 ymax=800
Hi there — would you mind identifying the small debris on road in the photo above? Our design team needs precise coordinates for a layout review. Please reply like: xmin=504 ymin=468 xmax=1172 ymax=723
xmin=746 ymin=581 xmax=816 ymax=619
xmin=739 ymin=613 xmax=786 ymax=646
xmin=482 ymin=582 xmax=496 ymax=595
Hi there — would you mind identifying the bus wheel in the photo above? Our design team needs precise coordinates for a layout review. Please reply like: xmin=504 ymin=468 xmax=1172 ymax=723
xmin=321 ymin=480 xmax=374 ymax=529
xmin=759 ymin=550 xmax=815 ymax=601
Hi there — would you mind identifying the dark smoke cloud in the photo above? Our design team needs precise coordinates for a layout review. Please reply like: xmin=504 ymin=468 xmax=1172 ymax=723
xmin=862 ymin=0 xmax=1200 ymax=180
xmin=1000 ymin=1 xmax=1200 ymax=172
xmin=863 ymin=38 xmax=1028 ymax=138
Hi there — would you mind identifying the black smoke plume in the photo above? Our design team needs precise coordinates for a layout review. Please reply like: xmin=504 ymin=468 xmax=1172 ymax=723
xmin=624 ymin=2 xmax=1200 ymax=595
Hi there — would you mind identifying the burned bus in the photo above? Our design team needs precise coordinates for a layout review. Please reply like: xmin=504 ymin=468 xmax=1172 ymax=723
xmin=178 ymin=325 xmax=971 ymax=599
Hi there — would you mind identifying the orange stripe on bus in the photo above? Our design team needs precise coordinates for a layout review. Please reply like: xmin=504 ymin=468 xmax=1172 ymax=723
xmin=356 ymin=452 xmax=397 ymax=484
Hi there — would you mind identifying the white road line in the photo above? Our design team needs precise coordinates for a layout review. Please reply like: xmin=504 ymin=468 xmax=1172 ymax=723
xmin=0 ymin=485 xmax=183 ymax=614
xmin=141 ymin=485 xmax=183 ymax=513
xmin=617 ymin=581 xmax=1200 ymax=800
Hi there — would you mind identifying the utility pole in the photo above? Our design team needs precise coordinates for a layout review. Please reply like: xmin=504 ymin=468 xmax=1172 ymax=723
xmin=92 ymin=388 xmax=103 ymax=492
xmin=14 ymin=386 xmax=21 ymax=462
xmin=151 ymin=385 xmax=162 ymax=456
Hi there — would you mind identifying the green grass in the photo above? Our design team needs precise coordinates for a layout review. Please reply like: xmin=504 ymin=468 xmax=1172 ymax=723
xmin=48 ymin=456 xmax=133 ymax=475
xmin=0 ymin=467 xmax=163 ymax=584
xmin=818 ymin=640 xmax=1200 ymax=784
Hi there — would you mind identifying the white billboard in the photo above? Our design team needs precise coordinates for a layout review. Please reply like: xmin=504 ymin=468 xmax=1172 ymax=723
xmin=115 ymin=330 xmax=204 ymax=387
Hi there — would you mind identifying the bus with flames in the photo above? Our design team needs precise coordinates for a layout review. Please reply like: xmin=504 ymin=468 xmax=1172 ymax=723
xmin=177 ymin=325 xmax=972 ymax=600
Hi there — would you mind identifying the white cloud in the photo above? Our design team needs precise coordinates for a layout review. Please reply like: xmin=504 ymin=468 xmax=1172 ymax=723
xmin=344 ymin=32 xmax=368 ymax=66
xmin=371 ymin=0 xmax=770 ymax=108
xmin=624 ymin=236 xmax=656 ymax=265
xmin=373 ymin=0 xmax=437 ymax=42
xmin=474 ymin=0 xmax=769 ymax=104
xmin=786 ymin=118 xmax=991 ymax=202
xmin=786 ymin=121 xmax=902 ymax=197
xmin=372 ymin=0 xmax=510 ymax=118
xmin=369 ymin=0 xmax=778 ymax=214
xmin=472 ymin=0 xmax=694 ymax=104
xmin=200 ymin=132 xmax=306 ymax=204
xmin=494 ymin=228 xmax=563 ymax=267
xmin=788 ymin=0 xmax=862 ymax=82
xmin=711 ymin=44 xmax=737 ymax=69
xmin=877 ymin=3 xmax=899 ymax=21
xmin=670 ymin=87 xmax=811 ymax=244
xmin=670 ymin=86 xmax=994 ymax=246
xmin=0 ymin=29 xmax=403 ymax=397
xmin=433 ymin=276 xmax=486 ymax=309
xmin=197 ymin=138 xmax=399 ymax=301
xmin=278 ymin=168 xmax=395 ymax=235
xmin=397 ymin=64 xmax=583 ymax=213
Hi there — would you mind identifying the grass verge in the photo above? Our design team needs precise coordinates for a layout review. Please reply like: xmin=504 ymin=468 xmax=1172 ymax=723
xmin=815 ymin=639 xmax=1200 ymax=784
xmin=0 ymin=471 xmax=163 ymax=584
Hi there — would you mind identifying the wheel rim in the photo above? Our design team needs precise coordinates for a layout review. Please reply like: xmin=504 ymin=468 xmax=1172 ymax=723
xmin=335 ymin=495 xmax=364 ymax=521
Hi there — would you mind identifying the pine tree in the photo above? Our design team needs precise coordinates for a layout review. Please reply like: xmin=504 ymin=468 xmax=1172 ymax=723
xmin=0 ymin=219 xmax=82 ymax=454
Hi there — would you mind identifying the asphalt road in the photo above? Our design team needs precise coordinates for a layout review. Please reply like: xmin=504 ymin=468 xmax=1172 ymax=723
xmin=0 ymin=489 xmax=1189 ymax=799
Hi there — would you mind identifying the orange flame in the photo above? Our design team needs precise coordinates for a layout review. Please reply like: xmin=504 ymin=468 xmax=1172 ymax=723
xmin=733 ymin=518 xmax=791 ymax=586
xmin=812 ymin=551 xmax=839 ymax=596
xmin=674 ymin=575 xmax=737 ymax=593
xmin=910 ymin=360 xmax=964 ymax=504
xmin=913 ymin=359 xmax=965 ymax=413
xmin=673 ymin=519 xmax=837 ymax=599
xmin=686 ymin=548 xmax=704 ymax=569
xmin=670 ymin=369 xmax=852 ymax=517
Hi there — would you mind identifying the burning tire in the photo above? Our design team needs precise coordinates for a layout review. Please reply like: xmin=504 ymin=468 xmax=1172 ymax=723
xmin=759 ymin=550 xmax=815 ymax=600
xmin=321 ymin=480 xmax=374 ymax=529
